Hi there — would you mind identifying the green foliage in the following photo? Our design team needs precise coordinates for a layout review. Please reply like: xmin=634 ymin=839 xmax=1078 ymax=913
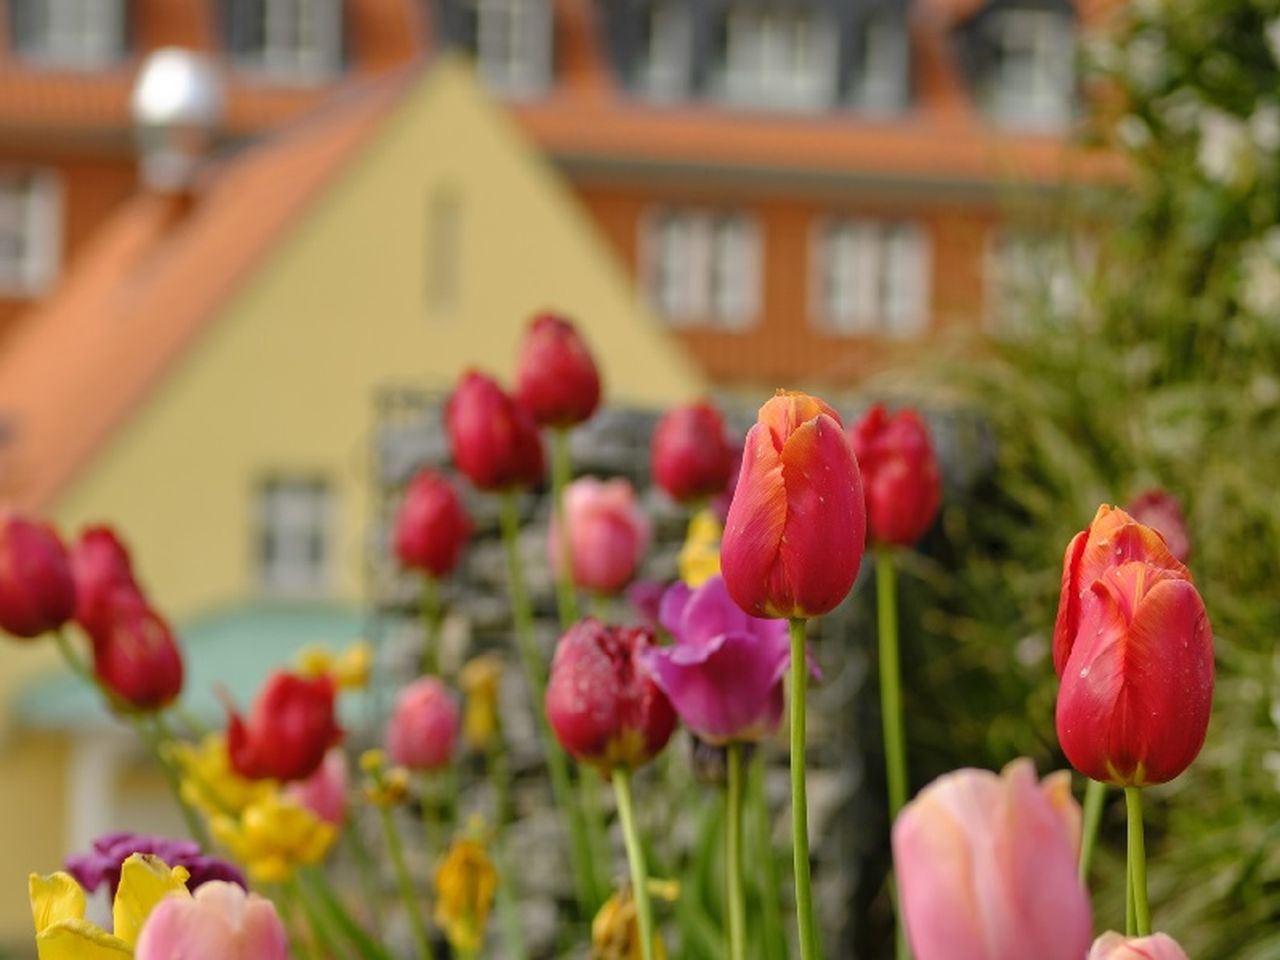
xmin=918 ymin=0 xmax=1280 ymax=955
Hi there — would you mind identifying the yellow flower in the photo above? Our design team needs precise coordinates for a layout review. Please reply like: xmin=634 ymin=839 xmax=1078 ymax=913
xmin=30 ymin=854 xmax=190 ymax=960
xmin=359 ymin=748 xmax=411 ymax=808
xmin=459 ymin=654 xmax=504 ymax=751
xmin=678 ymin=510 xmax=722 ymax=588
xmin=212 ymin=791 xmax=336 ymax=884
xmin=433 ymin=837 xmax=497 ymax=955
xmin=295 ymin=641 xmax=372 ymax=690
xmin=591 ymin=888 xmax=669 ymax=960
xmin=166 ymin=733 xmax=273 ymax=819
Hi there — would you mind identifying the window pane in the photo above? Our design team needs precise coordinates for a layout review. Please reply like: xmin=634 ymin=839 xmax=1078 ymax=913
xmin=0 ymin=170 xmax=59 ymax=295
xmin=984 ymin=10 xmax=1075 ymax=127
xmin=636 ymin=3 xmax=693 ymax=101
xmin=232 ymin=0 xmax=343 ymax=79
xmin=710 ymin=214 xmax=760 ymax=328
xmin=11 ymin=0 xmax=126 ymax=67
xmin=851 ymin=15 xmax=910 ymax=112
xmin=257 ymin=479 xmax=332 ymax=596
xmin=475 ymin=0 xmax=552 ymax=96
xmin=720 ymin=7 xmax=836 ymax=111
xmin=882 ymin=223 xmax=930 ymax=338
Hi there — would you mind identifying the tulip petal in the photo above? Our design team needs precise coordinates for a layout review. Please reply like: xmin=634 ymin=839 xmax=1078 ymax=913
xmin=113 ymin=854 xmax=190 ymax=947
xmin=36 ymin=921 xmax=134 ymax=960
xmin=722 ymin=423 xmax=788 ymax=617
xmin=29 ymin=873 xmax=86 ymax=935
xmin=1089 ymin=932 xmax=1190 ymax=960
xmin=677 ymin=575 xmax=753 ymax=648
xmin=657 ymin=581 xmax=692 ymax=638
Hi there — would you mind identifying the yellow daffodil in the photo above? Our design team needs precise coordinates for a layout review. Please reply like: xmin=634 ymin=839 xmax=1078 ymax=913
xmin=591 ymin=884 xmax=677 ymax=960
xmin=295 ymin=641 xmax=372 ymax=690
xmin=459 ymin=654 xmax=504 ymax=751
xmin=30 ymin=854 xmax=190 ymax=960
xmin=166 ymin=733 xmax=274 ymax=819
xmin=211 ymin=791 xmax=335 ymax=884
xmin=678 ymin=510 xmax=722 ymax=588
xmin=359 ymin=749 xmax=410 ymax=808
xmin=433 ymin=837 xmax=497 ymax=956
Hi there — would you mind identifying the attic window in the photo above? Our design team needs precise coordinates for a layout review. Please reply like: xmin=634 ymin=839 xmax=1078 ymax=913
xmin=981 ymin=8 xmax=1075 ymax=128
xmin=7 ymin=0 xmax=128 ymax=68
xmin=226 ymin=0 xmax=344 ymax=82
xmin=0 ymin=170 xmax=61 ymax=297
xmin=849 ymin=14 xmax=910 ymax=113
xmin=633 ymin=2 xmax=694 ymax=102
xmin=463 ymin=0 xmax=554 ymax=97
xmin=716 ymin=5 xmax=838 ymax=112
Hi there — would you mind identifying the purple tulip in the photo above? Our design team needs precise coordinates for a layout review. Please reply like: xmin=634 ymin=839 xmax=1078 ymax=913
xmin=66 ymin=832 xmax=245 ymax=897
xmin=641 ymin=575 xmax=803 ymax=744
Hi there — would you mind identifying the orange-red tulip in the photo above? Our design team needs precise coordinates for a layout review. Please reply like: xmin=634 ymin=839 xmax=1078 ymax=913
xmin=1054 ymin=506 xmax=1214 ymax=786
xmin=721 ymin=391 xmax=865 ymax=619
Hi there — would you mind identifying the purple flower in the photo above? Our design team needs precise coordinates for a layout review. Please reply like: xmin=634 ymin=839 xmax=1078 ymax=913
xmin=625 ymin=578 xmax=666 ymax=631
xmin=67 ymin=832 xmax=246 ymax=897
xmin=641 ymin=575 xmax=809 ymax=744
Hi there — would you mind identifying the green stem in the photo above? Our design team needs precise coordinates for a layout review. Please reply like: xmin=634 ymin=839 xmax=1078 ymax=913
xmin=277 ymin=880 xmax=323 ymax=960
xmin=1126 ymin=851 xmax=1135 ymax=937
xmin=300 ymin=866 xmax=393 ymax=960
xmin=344 ymin=823 xmax=383 ymax=932
xmin=613 ymin=767 xmax=656 ymax=960
xmin=550 ymin=427 xmax=580 ymax=628
xmin=420 ymin=574 xmax=441 ymax=676
xmin=499 ymin=491 xmax=601 ymax=914
xmin=789 ymin=618 xmax=818 ymax=960
xmin=751 ymin=754 xmax=786 ymax=960
xmin=1079 ymin=779 xmax=1106 ymax=882
xmin=1125 ymin=787 xmax=1150 ymax=937
xmin=876 ymin=551 xmax=910 ymax=960
xmin=289 ymin=875 xmax=343 ymax=958
xmin=494 ymin=839 xmax=530 ymax=960
xmin=377 ymin=806 xmax=435 ymax=960
xmin=726 ymin=743 xmax=747 ymax=960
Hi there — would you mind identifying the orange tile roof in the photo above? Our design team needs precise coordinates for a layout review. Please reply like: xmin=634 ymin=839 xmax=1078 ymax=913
xmin=0 ymin=67 xmax=418 ymax=509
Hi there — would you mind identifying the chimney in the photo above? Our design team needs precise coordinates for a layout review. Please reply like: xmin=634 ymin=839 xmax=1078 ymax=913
xmin=130 ymin=48 xmax=226 ymax=194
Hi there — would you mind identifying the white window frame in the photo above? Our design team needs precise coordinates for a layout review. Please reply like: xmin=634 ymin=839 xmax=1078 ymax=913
xmin=635 ymin=2 xmax=694 ymax=102
xmin=984 ymin=8 xmax=1076 ymax=128
xmin=642 ymin=207 xmax=762 ymax=331
xmin=256 ymin=478 xmax=334 ymax=598
xmin=11 ymin=0 xmax=127 ymax=68
xmin=849 ymin=14 xmax=910 ymax=113
xmin=472 ymin=0 xmax=553 ymax=98
xmin=233 ymin=0 xmax=344 ymax=82
xmin=0 ymin=170 xmax=62 ymax=297
xmin=718 ymin=5 xmax=838 ymax=112
xmin=983 ymin=227 xmax=1092 ymax=335
xmin=810 ymin=217 xmax=932 ymax=339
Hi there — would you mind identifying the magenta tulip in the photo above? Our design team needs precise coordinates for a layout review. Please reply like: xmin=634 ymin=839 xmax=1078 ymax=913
xmin=69 ymin=525 xmax=143 ymax=638
xmin=515 ymin=311 xmax=602 ymax=428
xmin=1089 ymin=933 xmax=1189 ymax=960
xmin=893 ymin=759 xmax=1093 ymax=960
xmin=650 ymin=403 xmax=735 ymax=505
xmin=394 ymin=469 xmax=472 ymax=578
xmin=0 ymin=512 xmax=75 ymax=639
xmin=386 ymin=677 xmax=459 ymax=772
xmin=135 ymin=880 xmax=288 ymax=960
xmin=549 ymin=477 xmax=651 ymax=595
xmin=445 ymin=370 xmax=545 ymax=492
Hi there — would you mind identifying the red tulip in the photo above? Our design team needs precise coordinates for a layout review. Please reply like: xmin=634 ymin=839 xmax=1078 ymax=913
xmin=446 ymin=371 xmax=545 ymax=491
xmin=386 ymin=677 xmax=459 ymax=772
xmin=515 ymin=311 xmax=601 ymax=428
xmin=545 ymin=619 xmax=677 ymax=771
xmin=1125 ymin=488 xmax=1191 ymax=564
xmin=548 ymin=477 xmax=651 ymax=595
xmin=89 ymin=592 xmax=184 ymax=711
xmin=393 ymin=470 xmax=472 ymax=578
xmin=848 ymin=404 xmax=942 ymax=547
xmin=650 ymin=403 xmax=735 ymax=505
xmin=1054 ymin=505 xmax=1213 ymax=786
xmin=721 ymin=391 xmax=865 ymax=619
xmin=0 ymin=512 xmax=76 ymax=639
xmin=70 ymin=526 xmax=144 ymax=637
xmin=227 ymin=672 xmax=343 ymax=782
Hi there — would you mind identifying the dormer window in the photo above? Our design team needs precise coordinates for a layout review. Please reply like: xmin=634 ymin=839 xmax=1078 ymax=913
xmin=717 ymin=5 xmax=838 ymax=112
xmin=449 ymin=0 xmax=554 ymax=97
xmin=0 ymin=170 xmax=61 ymax=297
xmin=980 ymin=7 xmax=1075 ymax=128
xmin=634 ymin=3 xmax=694 ymax=101
xmin=8 ymin=0 xmax=128 ymax=68
xmin=225 ymin=0 xmax=344 ymax=82
xmin=849 ymin=13 xmax=910 ymax=113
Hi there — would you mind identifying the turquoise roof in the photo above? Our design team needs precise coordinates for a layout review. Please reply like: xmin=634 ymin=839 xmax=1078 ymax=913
xmin=14 ymin=602 xmax=384 ymax=732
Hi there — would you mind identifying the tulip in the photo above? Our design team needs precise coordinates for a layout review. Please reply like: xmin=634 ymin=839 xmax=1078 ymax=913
xmin=515 ymin=311 xmax=602 ymax=428
xmin=545 ymin=619 xmax=677 ymax=771
xmin=69 ymin=526 xmax=143 ymax=638
xmin=434 ymin=837 xmax=498 ymax=955
xmin=651 ymin=403 xmax=735 ymax=505
xmin=549 ymin=477 xmax=651 ymax=595
xmin=593 ymin=888 xmax=670 ymax=960
xmin=386 ymin=676 xmax=459 ymax=772
xmin=210 ymin=792 xmax=337 ymax=884
xmin=226 ymin=671 xmax=342 ymax=782
xmin=848 ymin=404 xmax=942 ymax=547
xmin=0 ymin=512 xmax=75 ymax=639
xmin=67 ymin=833 xmax=245 ymax=898
xmin=1054 ymin=506 xmax=1213 ymax=786
xmin=394 ymin=469 xmax=473 ymax=578
xmin=721 ymin=390 xmax=865 ymax=620
xmin=893 ymin=759 xmax=1093 ymax=960
xmin=286 ymin=747 xmax=349 ymax=825
xmin=642 ymin=575 xmax=793 ymax=744
xmin=446 ymin=370 xmax=545 ymax=491
xmin=1125 ymin=489 xmax=1191 ymax=564
xmin=135 ymin=880 xmax=288 ymax=960
xmin=1089 ymin=933 xmax=1189 ymax=960
xmin=89 ymin=592 xmax=184 ymax=711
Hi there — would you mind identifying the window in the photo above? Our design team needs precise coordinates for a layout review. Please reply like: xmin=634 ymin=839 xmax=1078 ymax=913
xmin=813 ymin=219 xmax=931 ymax=338
xmin=981 ymin=9 xmax=1075 ymax=127
xmin=426 ymin=186 xmax=462 ymax=313
xmin=7 ymin=0 xmax=127 ymax=68
xmin=645 ymin=209 xmax=761 ymax=330
xmin=468 ymin=0 xmax=553 ymax=96
xmin=226 ymin=0 xmax=344 ymax=80
xmin=718 ymin=6 xmax=837 ymax=112
xmin=849 ymin=14 xmax=910 ymax=113
xmin=985 ymin=229 xmax=1090 ymax=335
xmin=0 ymin=171 xmax=61 ymax=297
xmin=257 ymin=478 xmax=332 ymax=597
xmin=634 ymin=3 xmax=693 ymax=101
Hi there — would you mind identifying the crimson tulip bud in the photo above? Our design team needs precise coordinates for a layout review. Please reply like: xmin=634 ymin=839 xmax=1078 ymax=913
xmin=386 ymin=677 xmax=459 ymax=772
xmin=90 ymin=592 xmax=184 ymax=711
xmin=1054 ymin=505 xmax=1214 ymax=786
xmin=1125 ymin=488 xmax=1190 ymax=564
xmin=721 ymin=391 xmax=865 ymax=619
xmin=0 ymin=512 xmax=76 ymax=639
xmin=848 ymin=404 xmax=942 ymax=548
xmin=545 ymin=619 xmax=677 ymax=771
xmin=515 ymin=311 xmax=601 ymax=428
xmin=227 ymin=671 xmax=343 ymax=782
xmin=446 ymin=371 xmax=545 ymax=491
xmin=650 ymin=403 xmax=735 ymax=505
xmin=393 ymin=470 xmax=472 ymax=578
xmin=70 ymin=526 xmax=144 ymax=637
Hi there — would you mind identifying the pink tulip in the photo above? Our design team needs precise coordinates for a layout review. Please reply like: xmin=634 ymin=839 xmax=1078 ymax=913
xmin=892 ymin=759 xmax=1093 ymax=960
xmin=286 ymin=748 xmax=348 ymax=826
xmin=386 ymin=677 xmax=459 ymax=772
xmin=549 ymin=477 xmax=651 ymax=595
xmin=135 ymin=880 xmax=288 ymax=960
xmin=1089 ymin=933 xmax=1189 ymax=959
